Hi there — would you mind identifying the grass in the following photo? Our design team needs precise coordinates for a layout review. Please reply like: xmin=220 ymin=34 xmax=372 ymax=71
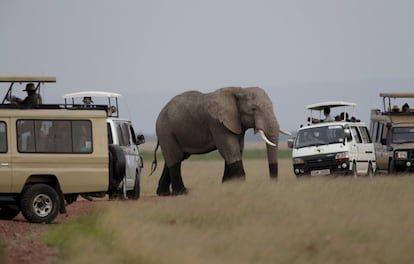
xmin=42 ymin=145 xmax=414 ymax=263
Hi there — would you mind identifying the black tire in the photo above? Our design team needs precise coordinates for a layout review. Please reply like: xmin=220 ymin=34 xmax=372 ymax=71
xmin=127 ymin=171 xmax=141 ymax=200
xmin=0 ymin=207 xmax=20 ymax=220
xmin=20 ymin=184 xmax=60 ymax=224
xmin=108 ymin=144 xmax=126 ymax=188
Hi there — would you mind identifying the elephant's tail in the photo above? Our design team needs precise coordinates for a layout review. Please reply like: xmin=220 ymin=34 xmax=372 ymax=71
xmin=149 ymin=141 xmax=159 ymax=176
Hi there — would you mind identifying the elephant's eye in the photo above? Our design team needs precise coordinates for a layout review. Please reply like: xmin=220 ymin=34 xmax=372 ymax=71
xmin=251 ymin=107 xmax=257 ymax=112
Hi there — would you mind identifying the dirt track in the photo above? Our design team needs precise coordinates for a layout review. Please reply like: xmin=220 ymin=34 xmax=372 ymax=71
xmin=0 ymin=200 xmax=97 ymax=264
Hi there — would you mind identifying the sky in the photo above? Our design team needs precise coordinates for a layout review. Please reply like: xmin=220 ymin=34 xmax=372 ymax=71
xmin=1 ymin=0 xmax=413 ymax=137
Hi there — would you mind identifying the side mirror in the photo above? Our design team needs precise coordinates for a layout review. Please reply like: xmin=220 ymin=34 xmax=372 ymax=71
xmin=287 ymin=138 xmax=294 ymax=149
xmin=136 ymin=134 xmax=145 ymax=145
xmin=344 ymin=129 xmax=352 ymax=140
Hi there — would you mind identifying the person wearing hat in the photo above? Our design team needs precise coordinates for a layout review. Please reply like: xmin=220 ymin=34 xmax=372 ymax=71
xmin=82 ymin=96 xmax=94 ymax=106
xmin=8 ymin=83 xmax=42 ymax=106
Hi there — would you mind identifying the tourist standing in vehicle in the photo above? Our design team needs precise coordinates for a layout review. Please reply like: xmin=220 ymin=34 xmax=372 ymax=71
xmin=323 ymin=106 xmax=334 ymax=121
xmin=309 ymin=106 xmax=334 ymax=123
xmin=402 ymin=103 xmax=410 ymax=112
xmin=8 ymin=83 xmax=42 ymax=106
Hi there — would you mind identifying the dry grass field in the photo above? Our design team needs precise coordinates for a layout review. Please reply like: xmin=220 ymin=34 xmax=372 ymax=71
xmin=43 ymin=143 xmax=414 ymax=263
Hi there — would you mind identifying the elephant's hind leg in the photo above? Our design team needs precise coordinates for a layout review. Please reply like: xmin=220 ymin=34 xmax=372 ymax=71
xmin=222 ymin=160 xmax=246 ymax=182
xmin=157 ymin=164 xmax=172 ymax=196
xmin=169 ymin=162 xmax=188 ymax=195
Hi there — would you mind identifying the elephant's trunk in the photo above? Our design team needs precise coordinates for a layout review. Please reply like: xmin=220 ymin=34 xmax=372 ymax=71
xmin=266 ymin=133 xmax=279 ymax=179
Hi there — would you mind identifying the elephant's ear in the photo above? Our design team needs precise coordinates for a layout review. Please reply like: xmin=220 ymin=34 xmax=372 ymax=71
xmin=207 ymin=87 xmax=242 ymax=134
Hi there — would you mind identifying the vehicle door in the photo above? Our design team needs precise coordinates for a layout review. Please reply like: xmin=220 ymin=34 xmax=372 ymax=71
xmin=116 ymin=121 xmax=139 ymax=189
xmin=371 ymin=122 xmax=388 ymax=170
xmin=0 ymin=120 xmax=11 ymax=192
xmin=348 ymin=126 xmax=361 ymax=165
xmin=353 ymin=126 xmax=375 ymax=172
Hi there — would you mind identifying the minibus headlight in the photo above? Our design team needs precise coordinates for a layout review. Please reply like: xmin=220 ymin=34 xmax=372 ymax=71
xmin=293 ymin=158 xmax=304 ymax=165
xmin=394 ymin=151 xmax=408 ymax=160
xmin=335 ymin=152 xmax=350 ymax=162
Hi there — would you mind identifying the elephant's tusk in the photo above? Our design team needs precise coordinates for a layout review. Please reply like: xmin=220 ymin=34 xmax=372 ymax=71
xmin=279 ymin=128 xmax=291 ymax=136
xmin=258 ymin=130 xmax=277 ymax=147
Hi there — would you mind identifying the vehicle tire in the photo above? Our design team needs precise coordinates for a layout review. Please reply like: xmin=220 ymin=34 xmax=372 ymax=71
xmin=367 ymin=162 xmax=374 ymax=177
xmin=352 ymin=161 xmax=357 ymax=177
xmin=20 ymin=184 xmax=60 ymax=223
xmin=0 ymin=207 xmax=20 ymax=220
xmin=108 ymin=144 xmax=126 ymax=188
xmin=127 ymin=171 xmax=141 ymax=200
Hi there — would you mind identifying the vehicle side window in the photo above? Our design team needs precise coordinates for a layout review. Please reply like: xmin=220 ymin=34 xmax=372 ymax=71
xmin=17 ymin=120 xmax=36 ymax=152
xmin=17 ymin=119 xmax=92 ymax=153
xmin=0 ymin=122 xmax=7 ymax=153
xmin=371 ymin=122 xmax=380 ymax=142
xmin=72 ymin=121 xmax=92 ymax=152
xmin=54 ymin=121 xmax=72 ymax=152
xmin=107 ymin=123 xmax=113 ymax=144
xmin=116 ymin=124 xmax=125 ymax=146
xmin=350 ymin=127 xmax=362 ymax=143
xmin=121 ymin=123 xmax=131 ymax=146
xmin=130 ymin=125 xmax=137 ymax=145
xmin=359 ymin=126 xmax=372 ymax=143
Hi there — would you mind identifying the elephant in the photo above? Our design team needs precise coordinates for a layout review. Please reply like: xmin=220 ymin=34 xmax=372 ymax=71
xmin=150 ymin=86 xmax=290 ymax=196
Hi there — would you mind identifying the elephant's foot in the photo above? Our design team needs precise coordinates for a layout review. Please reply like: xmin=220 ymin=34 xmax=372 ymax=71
xmin=156 ymin=187 xmax=171 ymax=196
xmin=222 ymin=160 xmax=246 ymax=182
xmin=172 ymin=187 xmax=188 ymax=196
xmin=269 ymin=162 xmax=278 ymax=179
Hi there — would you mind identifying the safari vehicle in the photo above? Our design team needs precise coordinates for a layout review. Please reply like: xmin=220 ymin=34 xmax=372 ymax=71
xmin=0 ymin=76 xmax=144 ymax=223
xmin=288 ymin=101 xmax=376 ymax=177
xmin=63 ymin=91 xmax=144 ymax=198
xmin=370 ymin=93 xmax=414 ymax=174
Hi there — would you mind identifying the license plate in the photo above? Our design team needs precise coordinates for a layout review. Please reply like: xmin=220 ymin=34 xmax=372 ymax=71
xmin=311 ymin=169 xmax=330 ymax=176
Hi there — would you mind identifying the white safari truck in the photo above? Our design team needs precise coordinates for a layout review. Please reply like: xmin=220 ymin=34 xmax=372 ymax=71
xmin=370 ymin=93 xmax=414 ymax=173
xmin=0 ymin=76 xmax=144 ymax=223
xmin=288 ymin=102 xmax=376 ymax=177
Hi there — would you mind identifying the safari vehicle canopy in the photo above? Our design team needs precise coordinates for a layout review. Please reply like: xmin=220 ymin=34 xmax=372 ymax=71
xmin=306 ymin=101 xmax=357 ymax=124
xmin=290 ymin=101 xmax=376 ymax=177
xmin=63 ymin=91 xmax=122 ymax=118
xmin=370 ymin=93 xmax=414 ymax=173
xmin=0 ymin=76 xmax=56 ymax=105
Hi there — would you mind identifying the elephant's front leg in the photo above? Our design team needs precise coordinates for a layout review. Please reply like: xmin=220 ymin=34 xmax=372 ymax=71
xmin=217 ymin=137 xmax=246 ymax=182
xmin=223 ymin=160 xmax=246 ymax=182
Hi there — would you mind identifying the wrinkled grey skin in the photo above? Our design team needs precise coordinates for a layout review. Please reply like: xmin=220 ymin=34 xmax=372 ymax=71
xmin=152 ymin=87 xmax=282 ymax=196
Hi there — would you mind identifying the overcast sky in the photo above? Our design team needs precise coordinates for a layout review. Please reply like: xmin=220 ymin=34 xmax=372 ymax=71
xmin=1 ymin=0 xmax=413 ymax=136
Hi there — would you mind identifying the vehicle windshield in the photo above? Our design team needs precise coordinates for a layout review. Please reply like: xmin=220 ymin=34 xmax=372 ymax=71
xmin=392 ymin=127 xmax=414 ymax=144
xmin=295 ymin=125 xmax=345 ymax=148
